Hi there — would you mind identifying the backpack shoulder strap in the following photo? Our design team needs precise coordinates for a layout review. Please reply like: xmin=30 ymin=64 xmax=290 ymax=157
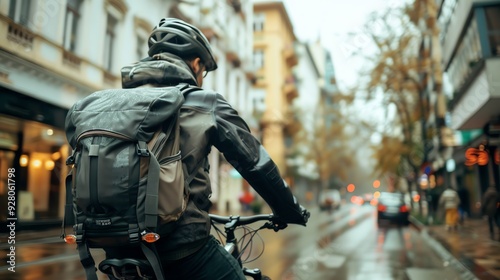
xmin=176 ymin=83 xmax=202 ymax=97
xmin=174 ymin=83 xmax=206 ymax=184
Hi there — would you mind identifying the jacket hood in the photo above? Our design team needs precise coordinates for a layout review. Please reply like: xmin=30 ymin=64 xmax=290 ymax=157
xmin=121 ymin=53 xmax=198 ymax=88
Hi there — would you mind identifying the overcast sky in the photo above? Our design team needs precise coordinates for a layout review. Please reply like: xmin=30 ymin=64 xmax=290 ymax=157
xmin=281 ymin=1 xmax=403 ymax=178
xmin=282 ymin=0 xmax=396 ymax=90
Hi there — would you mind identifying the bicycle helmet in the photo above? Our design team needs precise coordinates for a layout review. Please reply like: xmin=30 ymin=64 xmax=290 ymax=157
xmin=148 ymin=18 xmax=218 ymax=72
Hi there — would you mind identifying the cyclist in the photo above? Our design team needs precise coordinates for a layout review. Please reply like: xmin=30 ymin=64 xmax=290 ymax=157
xmin=104 ymin=18 xmax=309 ymax=279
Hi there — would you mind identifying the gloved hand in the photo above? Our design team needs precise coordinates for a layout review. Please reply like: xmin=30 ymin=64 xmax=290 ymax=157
xmin=272 ymin=205 xmax=310 ymax=230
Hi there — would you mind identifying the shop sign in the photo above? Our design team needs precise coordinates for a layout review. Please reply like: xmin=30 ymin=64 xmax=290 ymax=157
xmin=465 ymin=145 xmax=489 ymax=166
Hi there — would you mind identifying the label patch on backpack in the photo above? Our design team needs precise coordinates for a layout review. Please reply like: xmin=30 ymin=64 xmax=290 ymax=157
xmin=95 ymin=219 xmax=112 ymax=226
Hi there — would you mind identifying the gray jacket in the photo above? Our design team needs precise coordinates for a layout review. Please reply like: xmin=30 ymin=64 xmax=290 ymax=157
xmin=122 ymin=53 xmax=305 ymax=259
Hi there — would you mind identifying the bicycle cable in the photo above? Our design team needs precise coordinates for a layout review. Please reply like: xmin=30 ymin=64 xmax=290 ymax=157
xmin=236 ymin=225 xmax=266 ymax=264
xmin=211 ymin=221 xmax=227 ymax=242
xmin=210 ymin=221 xmax=266 ymax=264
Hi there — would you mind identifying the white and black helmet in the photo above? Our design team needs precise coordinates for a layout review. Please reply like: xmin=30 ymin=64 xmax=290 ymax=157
xmin=148 ymin=18 xmax=218 ymax=72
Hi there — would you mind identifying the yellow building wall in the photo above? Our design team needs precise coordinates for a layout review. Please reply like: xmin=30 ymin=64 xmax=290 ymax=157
xmin=253 ymin=2 xmax=298 ymax=176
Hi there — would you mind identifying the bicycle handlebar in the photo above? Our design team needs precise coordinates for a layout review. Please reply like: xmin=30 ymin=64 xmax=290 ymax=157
xmin=210 ymin=207 xmax=310 ymax=228
xmin=209 ymin=213 xmax=274 ymax=226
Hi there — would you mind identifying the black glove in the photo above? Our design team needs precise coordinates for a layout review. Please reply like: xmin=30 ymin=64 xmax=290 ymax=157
xmin=272 ymin=205 xmax=310 ymax=231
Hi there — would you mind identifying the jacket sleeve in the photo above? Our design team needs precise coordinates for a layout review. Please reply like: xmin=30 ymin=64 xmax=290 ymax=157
xmin=211 ymin=93 xmax=305 ymax=225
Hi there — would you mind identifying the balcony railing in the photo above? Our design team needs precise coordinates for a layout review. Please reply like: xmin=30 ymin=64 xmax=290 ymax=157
xmin=62 ymin=50 xmax=82 ymax=69
xmin=283 ymin=44 xmax=298 ymax=67
xmin=242 ymin=59 xmax=257 ymax=83
xmin=199 ymin=2 xmax=224 ymax=40
xmin=284 ymin=109 xmax=302 ymax=136
xmin=0 ymin=15 xmax=120 ymax=91
xmin=283 ymin=75 xmax=298 ymax=101
xmin=7 ymin=21 xmax=34 ymax=50
xmin=225 ymin=40 xmax=242 ymax=67
xmin=448 ymin=59 xmax=485 ymax=111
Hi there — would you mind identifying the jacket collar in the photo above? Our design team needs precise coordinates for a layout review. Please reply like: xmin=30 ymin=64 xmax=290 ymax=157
xmin=121 ymin=53 xmax=198 ymax=88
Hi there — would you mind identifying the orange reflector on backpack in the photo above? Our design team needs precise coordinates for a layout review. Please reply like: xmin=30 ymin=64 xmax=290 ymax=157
xmin=142 ymin=232 xmax=160 ymax=243
xmin=64 ymin=234 xmax=77 ymax=244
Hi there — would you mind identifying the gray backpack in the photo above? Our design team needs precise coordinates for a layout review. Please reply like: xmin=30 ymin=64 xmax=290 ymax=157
xmin=62 ymin=83 xmax=198 ymax=280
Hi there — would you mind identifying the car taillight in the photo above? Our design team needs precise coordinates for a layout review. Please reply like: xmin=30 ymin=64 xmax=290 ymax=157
xmin=400 ymin=205 xmax=408 ymax=212
xmin=377 ymin=204 xmax=387 ymax=212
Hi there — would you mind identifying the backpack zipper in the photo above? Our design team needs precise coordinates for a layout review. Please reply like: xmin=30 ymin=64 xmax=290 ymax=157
xmin=68 ymin=130 xmax=136 ymax=165
xmin=158 ymin=151 xmax=182 ymax=165
xmin=151 ymin=132 xmax=167 ymax=156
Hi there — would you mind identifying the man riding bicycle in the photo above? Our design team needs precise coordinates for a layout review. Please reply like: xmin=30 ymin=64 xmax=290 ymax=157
xmin=104 ymin=18 xmax=309 ymax=279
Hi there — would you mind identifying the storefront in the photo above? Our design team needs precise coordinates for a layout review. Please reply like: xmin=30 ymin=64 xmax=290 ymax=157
xmin=451 ymin=127 xmax=500 ymax=218
xmin=0 ymin=86 xmax=69 ymax=230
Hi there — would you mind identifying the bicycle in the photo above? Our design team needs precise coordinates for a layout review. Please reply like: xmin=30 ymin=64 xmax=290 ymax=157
xmin=98 ymin=212 xmax=300 ymax=279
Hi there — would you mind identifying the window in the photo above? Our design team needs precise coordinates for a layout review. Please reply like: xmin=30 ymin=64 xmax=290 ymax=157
xmin=63 ymin=0 xmax=82 ymax=52
xmin=253 ymin=49 xmax=264 ymax=69
xmin=253 ymin=13 xmax=265 ymax=32
xmin=0 ymin=114 xmax=68 ymax=222
xmin=8 ymin=0 xmax=31 ymax=26
xmin=446 ymin=17 xmax=482 ymax=96
xmin=484 ymin=6 xmax=500 ymax=56
xmin=104 ymin=14 xmax=118 ymax=71
xmin=133 ymin=17 xmax=151 ymax=62
xmin=136 ymin=36 xmax=147 ymax=61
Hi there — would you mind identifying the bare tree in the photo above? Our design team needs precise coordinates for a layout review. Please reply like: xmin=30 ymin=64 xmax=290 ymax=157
xmin=345 ymin=0 xmax=442 ymax=212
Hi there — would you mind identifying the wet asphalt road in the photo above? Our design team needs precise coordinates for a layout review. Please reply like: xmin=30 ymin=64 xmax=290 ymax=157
xmin=248 ymin=204 xmax=463 ymax=280
xmin=0 ymin=204 xmax=465 ymax=280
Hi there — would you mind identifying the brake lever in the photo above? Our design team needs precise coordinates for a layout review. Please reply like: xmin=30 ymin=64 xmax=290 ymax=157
xmin=302 ymin=209 xmax=311 ymax=224
xmin=261 ymin=221 xmax=287 ymax=232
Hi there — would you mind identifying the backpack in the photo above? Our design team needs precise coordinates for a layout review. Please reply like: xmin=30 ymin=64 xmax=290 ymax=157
xmin=62 ymin=83 xmax=199 ymax=280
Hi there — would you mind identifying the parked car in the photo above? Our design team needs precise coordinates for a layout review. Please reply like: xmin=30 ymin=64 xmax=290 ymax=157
xmin=319 ymin=189 xmax=341 ymax=211
xmin=377 ymin=192 xmax=410 ymax=226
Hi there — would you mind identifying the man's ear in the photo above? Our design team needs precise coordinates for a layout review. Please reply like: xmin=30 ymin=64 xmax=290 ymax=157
xmin=190 ymin=57 xmax=202 ymax=74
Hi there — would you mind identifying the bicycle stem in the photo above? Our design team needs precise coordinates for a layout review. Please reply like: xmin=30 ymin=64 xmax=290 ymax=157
xmin=223 ymin=218 xmax=242 ymax=266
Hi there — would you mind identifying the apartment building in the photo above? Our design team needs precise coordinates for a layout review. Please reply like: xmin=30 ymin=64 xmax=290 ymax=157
xmin=252 ymin=0 xmax=299 ymax=181
xmin=291 ymin=41 xmax=340 ymax=203
xmin=289 ymin=42 xmax=320 ymax=201
xmin=437 ymin=0 xmax=500 ymax=213
xmin=0 ymin=0 xmax=257 ymax=227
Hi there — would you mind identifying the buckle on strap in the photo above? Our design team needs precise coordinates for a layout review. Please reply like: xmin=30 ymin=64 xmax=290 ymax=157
xmin=129 ymin=228 xmax=140 ymax=244
xmin=136 ymin=141 xmax=150 ymax=157
xmin=73 ymin=223 xmax=85 ymax=244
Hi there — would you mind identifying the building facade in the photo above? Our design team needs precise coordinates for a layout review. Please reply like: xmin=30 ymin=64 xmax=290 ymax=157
xmin=0 ymin=0 xmax=257 ymax=227
xmin=437 ymin=0 xmax=500 ymax=215
xmin=289 ymin=41 xmax=321 ymax=203
xmin=290 ymin=40 xmax=341 ymax=204
xmin=252 ymin=0 xmax=299 ymax=181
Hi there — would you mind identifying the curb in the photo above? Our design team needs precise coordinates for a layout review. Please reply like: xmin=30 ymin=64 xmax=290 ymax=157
xmin=409 ymin=216 xmax=478 ymax=280
xmin=408 ymin=215 xmax=425 ymax=231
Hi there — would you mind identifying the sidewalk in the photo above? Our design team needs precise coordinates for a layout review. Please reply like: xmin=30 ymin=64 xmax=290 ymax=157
xmin=411 ymin=216 xmax=500 ymax=279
